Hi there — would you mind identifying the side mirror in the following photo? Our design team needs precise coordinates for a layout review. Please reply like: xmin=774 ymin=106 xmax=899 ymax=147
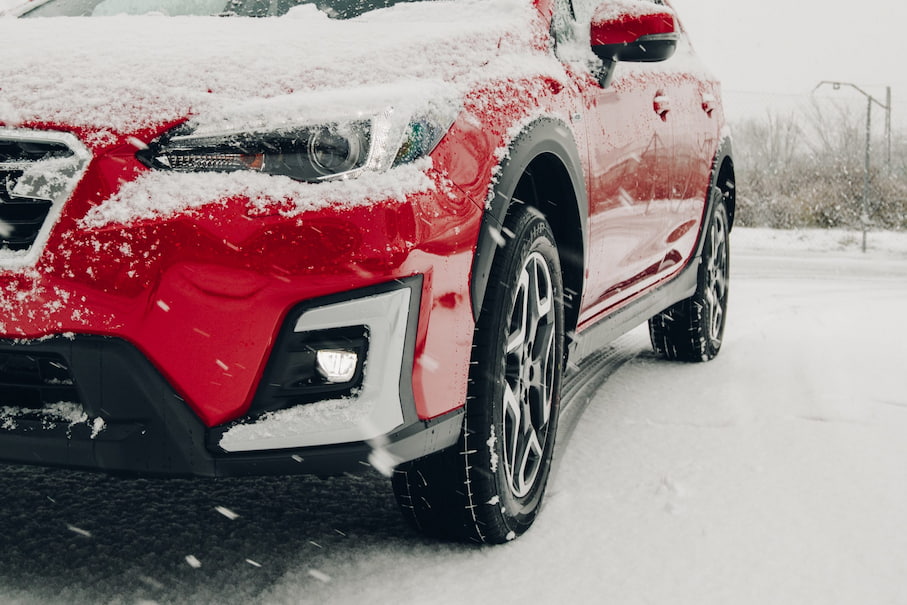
xmin=590 ymin=2 xmax=678 ymax=85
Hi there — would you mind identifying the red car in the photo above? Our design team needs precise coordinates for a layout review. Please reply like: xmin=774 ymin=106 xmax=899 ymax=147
xmin=0 ymin=0 xmax=733 ymax=542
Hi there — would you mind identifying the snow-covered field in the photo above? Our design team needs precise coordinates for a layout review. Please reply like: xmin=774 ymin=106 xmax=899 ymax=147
xmin=1 ymin=227 xmax=906 ymax=604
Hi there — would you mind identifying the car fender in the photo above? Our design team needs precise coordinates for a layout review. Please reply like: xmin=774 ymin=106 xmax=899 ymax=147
xmin=469 ymin=117 xmax=588 ymax=322
xmin=697 ymin=134 xmax=735 ymax=257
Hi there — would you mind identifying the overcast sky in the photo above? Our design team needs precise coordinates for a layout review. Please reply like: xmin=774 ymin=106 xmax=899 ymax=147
xmin=671 ymin=0 xmax=907 ymax=127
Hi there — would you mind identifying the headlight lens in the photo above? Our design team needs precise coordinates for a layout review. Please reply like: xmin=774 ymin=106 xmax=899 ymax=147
xmin=138 ymin=121 xmax=372 ymax=182
xmin=308 ymin=126 xmax=365 ymax=176
xmin=138 ymin=105 xmax=457 ymax=183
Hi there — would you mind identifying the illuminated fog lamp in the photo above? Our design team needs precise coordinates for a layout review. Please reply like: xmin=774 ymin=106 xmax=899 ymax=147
xmin=315 ymin=349 xmax=359 ymax=384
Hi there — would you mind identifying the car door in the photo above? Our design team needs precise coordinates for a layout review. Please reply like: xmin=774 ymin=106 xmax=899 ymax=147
xmin=568 ymin=0 xmax=679 ymax=326
xmin=659 ymin=28 xmax=722 ymax=268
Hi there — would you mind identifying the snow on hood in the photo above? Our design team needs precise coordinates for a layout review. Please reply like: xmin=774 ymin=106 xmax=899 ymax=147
xmin=0 ymin=0 xmax=557 ymax=143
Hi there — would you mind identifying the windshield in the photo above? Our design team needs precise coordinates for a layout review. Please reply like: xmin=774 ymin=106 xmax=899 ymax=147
xmin=19 ymin=0 xmax=426 ymax=19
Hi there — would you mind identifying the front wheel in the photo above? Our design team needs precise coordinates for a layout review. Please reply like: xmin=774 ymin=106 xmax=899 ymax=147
xmin=393 ymin=206 xmax=565 ymax=543
xmin=649 ymin=194 xmax=730 ymax=361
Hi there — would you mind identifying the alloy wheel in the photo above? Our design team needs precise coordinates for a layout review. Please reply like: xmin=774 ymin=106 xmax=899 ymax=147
xmin=502 ymin=251 xmax=557 ymax=498
xmin=705 ymin=206 xmax=729 ymax=345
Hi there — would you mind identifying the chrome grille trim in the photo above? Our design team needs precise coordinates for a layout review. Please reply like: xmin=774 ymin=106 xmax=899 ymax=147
xmin=0 ymin=128 xmax=92 ymax=269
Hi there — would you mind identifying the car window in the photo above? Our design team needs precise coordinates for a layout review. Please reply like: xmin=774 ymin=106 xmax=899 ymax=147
xmin=550 ymin=0 xmax=575 ymax=44
xmin=92 ymin=0 xmax=226 ymax=16
xmin=20 ymin=0 xmax=431 ymax=18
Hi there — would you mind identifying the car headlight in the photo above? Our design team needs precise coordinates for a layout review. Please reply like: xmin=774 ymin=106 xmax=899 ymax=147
xmin=137 ymin=121 xmax=372 ymax=182
xmin=137 ymin=108 xmax=456 ymax=183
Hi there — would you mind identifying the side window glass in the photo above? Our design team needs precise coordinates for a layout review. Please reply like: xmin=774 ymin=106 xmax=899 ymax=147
xmin=570 ymin=0 xmax=597 ymax=25
xmin=551 ymin=0 xmax=577 ymax=45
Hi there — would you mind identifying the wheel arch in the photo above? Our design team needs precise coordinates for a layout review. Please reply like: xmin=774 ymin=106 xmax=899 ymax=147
xmin=713 ymin=136 xmax=736 ymax=230
xmin=470 ymin=117 xmax=587 ymax=335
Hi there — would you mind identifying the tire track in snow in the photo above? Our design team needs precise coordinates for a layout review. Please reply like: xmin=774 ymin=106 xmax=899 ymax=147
xmin=555 ymin=328 xmax=651 ymax=464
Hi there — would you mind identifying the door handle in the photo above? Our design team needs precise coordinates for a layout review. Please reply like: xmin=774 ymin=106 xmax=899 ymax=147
xmin=653 ymin=93 xmax=671 ymax=119
xmin=701 ymin=92 xmax=716 ymax=116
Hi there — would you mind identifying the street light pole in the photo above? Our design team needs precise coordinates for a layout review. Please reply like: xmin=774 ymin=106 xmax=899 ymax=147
xmin=813 ymin=81 xmax=892 ymax=252
xmin=863 ymin=95 xmax=871 ymax=253
xmin=886 ymin=86 xmax=892 ymax=170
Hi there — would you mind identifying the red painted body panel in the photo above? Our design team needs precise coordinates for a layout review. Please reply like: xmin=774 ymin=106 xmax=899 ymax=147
xmin=0 ymin=142 xmax=484 ymax=424
xmin=590 ymin=5 xmax=676 ymax=46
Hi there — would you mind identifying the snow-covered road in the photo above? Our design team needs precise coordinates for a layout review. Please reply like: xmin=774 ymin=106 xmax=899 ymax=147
xmin=2 ymin=228 xmax=906 ymax=605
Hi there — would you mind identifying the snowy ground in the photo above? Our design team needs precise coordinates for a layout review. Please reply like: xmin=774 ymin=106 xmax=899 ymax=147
xmin=1 ymin=227 xmax=906 ymax=605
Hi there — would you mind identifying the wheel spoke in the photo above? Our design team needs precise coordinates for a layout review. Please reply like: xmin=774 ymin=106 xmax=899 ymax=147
xmin=529 ymin=257 xmax=552 ymax=322
xmin=502 ymin=380 xmax=542 ymax=498
xmin=503 ymin=381 xmax=521 ymax=482
xmin=505 ymin=270 xmax=530 ymax=355
xmin=531 ymin=321 xmax=555 ymax=425
xmin=711 ymin=302 xmax=723 ymax=340
xmin=714 ymin=267 xmax=728 ymax=297
xmin=513 ymin=428 xmax=543 ymax=497
xmin=707 ymin=284 xmax=722 ymax=340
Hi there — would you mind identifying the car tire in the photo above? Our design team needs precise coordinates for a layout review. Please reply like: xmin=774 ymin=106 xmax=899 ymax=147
xmin=392 ymin=205 xmax=565 ymax=543
xmin=649 ymin=192 xmax=730 ymax=362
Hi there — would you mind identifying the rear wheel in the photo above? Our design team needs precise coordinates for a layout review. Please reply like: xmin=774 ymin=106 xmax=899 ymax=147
xmin=649 ymin=194 xmax=730 ymax=361
xmin=393 ymin=205 xmax=564 ymax=543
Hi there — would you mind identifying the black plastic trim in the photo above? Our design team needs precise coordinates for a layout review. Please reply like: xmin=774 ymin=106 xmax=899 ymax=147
xmin=592 ymin=33 xmax=679 ymax=64
xmin=470 ymin=117 xmax=588 ymax=322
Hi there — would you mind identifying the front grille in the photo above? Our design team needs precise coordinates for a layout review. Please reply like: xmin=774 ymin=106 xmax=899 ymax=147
xmin=0 ymin=351 xmax=81 ymax=409
xmin=0 ymin=129 xmax=90 ymax=262
xmin=0 ymin=190 xmax=53 ymax=251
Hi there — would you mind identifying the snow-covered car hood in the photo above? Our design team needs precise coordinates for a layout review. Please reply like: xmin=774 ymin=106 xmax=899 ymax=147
xmin=0 ymin=0 xmax=558 ymax=145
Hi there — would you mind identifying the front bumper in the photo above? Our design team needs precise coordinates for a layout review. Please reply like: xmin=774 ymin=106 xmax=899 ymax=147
xmin=0 ymin=279 xmax=463 ymax=476
xmin=0 ymin=122 xmax=485 ymax=475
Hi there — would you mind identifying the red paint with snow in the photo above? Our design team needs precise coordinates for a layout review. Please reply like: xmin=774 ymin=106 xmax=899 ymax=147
xmin=0 ymin=0 xmax=731 ymax=503
xmin=590 ymin=2 xmax=677 ymax=46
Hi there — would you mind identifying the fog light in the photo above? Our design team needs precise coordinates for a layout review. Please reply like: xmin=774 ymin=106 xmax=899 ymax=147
xmin=315 ymin=349 xmax=359 ymax=384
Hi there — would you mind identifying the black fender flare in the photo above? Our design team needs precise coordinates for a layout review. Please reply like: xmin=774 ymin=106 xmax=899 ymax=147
xmin=694 ymin=134 xmax=735 ymax=260
xmin=469 ymin=117 xmax=588 ymax=321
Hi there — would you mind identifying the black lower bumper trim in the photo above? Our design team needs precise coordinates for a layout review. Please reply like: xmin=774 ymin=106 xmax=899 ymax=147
xmin=0 ymin=334 xmax=463 ymax=477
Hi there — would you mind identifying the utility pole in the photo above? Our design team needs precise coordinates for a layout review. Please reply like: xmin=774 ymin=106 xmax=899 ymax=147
xmin=813 ymin=81 xmax=892 ymax=252
xmin=864 ymin=95 xmax=871 ymax=253
xmin=886 ymin=86 xmax=892 ymax=171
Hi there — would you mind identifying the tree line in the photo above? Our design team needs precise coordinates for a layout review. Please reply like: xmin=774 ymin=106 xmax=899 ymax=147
xmin=731 ymin=102 xmax=906 ymax=230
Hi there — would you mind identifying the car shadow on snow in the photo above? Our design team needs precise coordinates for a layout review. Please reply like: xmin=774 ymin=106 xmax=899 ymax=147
xmin=0 ymin=464 xmax=417 ymax=604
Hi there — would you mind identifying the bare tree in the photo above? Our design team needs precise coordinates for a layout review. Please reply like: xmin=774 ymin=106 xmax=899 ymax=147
xmin=732 ymin=102 xmax=906 ymax=230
